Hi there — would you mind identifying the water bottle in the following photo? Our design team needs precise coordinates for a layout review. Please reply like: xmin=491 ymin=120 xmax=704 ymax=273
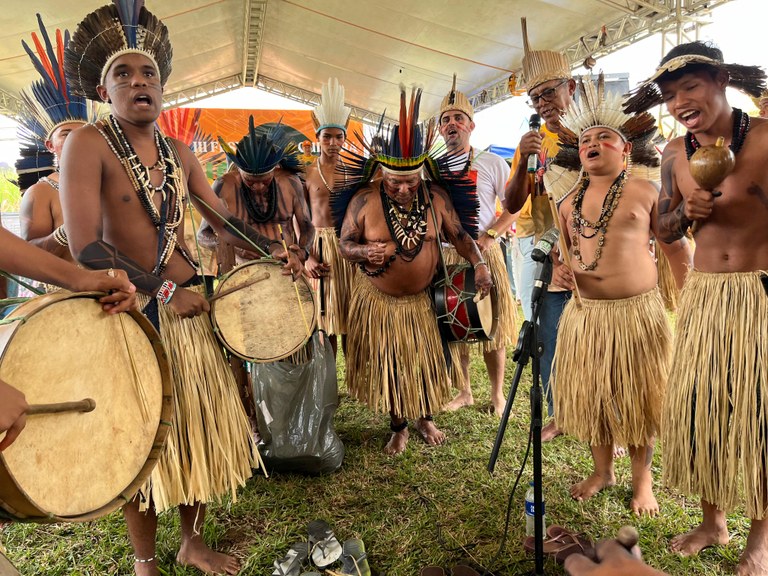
xmin=525 ymin=480 xmax=546 ymax=537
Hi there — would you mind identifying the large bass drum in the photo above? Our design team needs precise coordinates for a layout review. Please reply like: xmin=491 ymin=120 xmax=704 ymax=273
xmin=0 ymin=291 xmax=172 ymax=523
xmin=432 ymin=264 xmax=498 ymax=343
xmin=211 ymin=259 xmax=317 ymax=363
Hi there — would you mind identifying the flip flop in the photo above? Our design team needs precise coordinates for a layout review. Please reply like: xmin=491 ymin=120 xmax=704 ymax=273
xmin=523 ymin=534 xmax=579 ymax=556
xmin=450 ymin=565 xmax=482 ymax=576
xmin=545 ymin=525 xmax=596 ymax=563
xmin=307 ymin=519 xmax=343 ymax=568
xmin=272 ymin=542 xmax=308 ymax=576
xmin=338 ymin=538 xmax=371 ymax=576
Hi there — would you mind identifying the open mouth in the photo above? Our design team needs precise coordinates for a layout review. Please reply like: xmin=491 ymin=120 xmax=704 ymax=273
xmin=134 ymin=94 xmax=153 ymax=107
xmin=586 ymin=150 xmax=600 ymax=159
xmin=679 ymin=109 xmax=700 ymax=125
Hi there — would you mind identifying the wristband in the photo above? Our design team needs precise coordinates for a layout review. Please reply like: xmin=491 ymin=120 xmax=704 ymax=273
xmin=53 ymin=225 xmax=69 ymax=247
xmin=486 ymin=228 xmax=498 ymax=239
xmin=156 ymin=279 xmax=176 ymax=305
xmin=473 ymin=260 xmax=488 ymax=271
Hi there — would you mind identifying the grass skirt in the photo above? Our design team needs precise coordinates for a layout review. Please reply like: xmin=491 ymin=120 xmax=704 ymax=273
xmin=663 ymin=270 xmax=768 ymax=519
xmin=312 ymin=227 xmax=355 ymax=335
xmin=656 ymin=246 xmax=679 ymax=312
xmin=137 ymin=288 xmax=254 ymax=513
xmin=553 ymin=288 xmax=670 ymax=447
xmin=346 ymin=275 xmax=451 ymax=419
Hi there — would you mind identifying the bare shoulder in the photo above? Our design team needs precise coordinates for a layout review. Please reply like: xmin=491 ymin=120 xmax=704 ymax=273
xmin=429 ymin=183 xmax=451 ymax=209
xmin=213 ymin=171 xmax=239 ymax=200
xmin=23 ymin=180 xmax=56 ymax=202
xmin=746 ymin=116 xmax=768 ymax=144
xmin=625 ymin=177 xmax=658 ymax=197
xmin=63 ymin=123 xmax=105 ymax=152
xmin=276 ymin=168 xmax=302 ymax=190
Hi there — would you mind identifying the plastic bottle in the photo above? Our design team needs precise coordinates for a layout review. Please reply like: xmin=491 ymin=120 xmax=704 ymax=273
xmin=525 ymin=480 xmax=546 ymax=537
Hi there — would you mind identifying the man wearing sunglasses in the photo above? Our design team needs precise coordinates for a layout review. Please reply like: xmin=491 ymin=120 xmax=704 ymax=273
xmin=504 ymin=18 xmax=576 ymax=442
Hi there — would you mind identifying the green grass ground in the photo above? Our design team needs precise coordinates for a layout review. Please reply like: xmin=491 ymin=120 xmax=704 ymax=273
xmin=1 ymin=307 xmax=752 ymax=575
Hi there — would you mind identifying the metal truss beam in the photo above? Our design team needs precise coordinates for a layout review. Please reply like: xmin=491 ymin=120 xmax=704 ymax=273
xmin=162 ymin=75 xmax=245 ymax=108
xmin=242 ymin=0 xmax=269 ymax=86
xmin=469 ymin=0 xmax=733 ymax=114
xmin=0 ymin=90 xmax=25 ymax=119
xmin=256 ymin=75 xmax=394 ymax=125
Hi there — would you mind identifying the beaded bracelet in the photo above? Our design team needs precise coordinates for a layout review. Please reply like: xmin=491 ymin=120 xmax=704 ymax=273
xmin=52 ymin=225 xmax=69 ymax=247
xmin=156 ymin=279 xmax=176 ymax=305
xmin=473 ymin=260 xmax=487 ymax=271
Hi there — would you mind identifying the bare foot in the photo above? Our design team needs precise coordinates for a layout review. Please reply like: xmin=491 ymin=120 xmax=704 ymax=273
xmin=177 ymin=541 xmax=240 ymax=575
xmin=630 ymin=485 xmax=659 ymax=517
xmin=491 ymin=392 xmax=506 ymax=418
xmin=443 ymin=390 xmax=474 ymax=412
xmin=738 ymin=531 xmax=768 ymax=576
xmin=384 ymin=427 xmax=409 ymax=455
xmin=134 ymin=559 xmax=160 ymax=576
xmin=613 ymin=445 xmax=627 ymax=458
xmin=570 ymin=472 xmax=615 ymax=501
xmin=541 ymin=421 xmax=562 ymax=442
xmin=670 ymin=524 xmax=729 ymax=557
xmin=416 ymin=418 xmax=446 ymax=446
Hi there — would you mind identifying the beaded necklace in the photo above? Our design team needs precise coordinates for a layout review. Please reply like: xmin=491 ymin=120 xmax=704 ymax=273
xmin=570 ymin=170 xmax=627 ymax=271
xmin=240 ymin=177 xmax=278 ymax=224
xmin=40 ymin=175 xmax=59 ymax=191
xmin=96 ymin=114 xmax=193 ymax=274
xmin=684 ymin=108 xmax=750 ymax=160
xmin=317 ymin=158 xmax=346 ymax=193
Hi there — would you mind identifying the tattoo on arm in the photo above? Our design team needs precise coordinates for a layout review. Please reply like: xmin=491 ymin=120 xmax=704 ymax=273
xmin=657 ymin=148 xmax=691 ymax=242
xmin=79 ymin=240 xmax=163 ymax=295
xmin=339 ymin=194 xmax=369 ymax=262
xmin=224 ymin=215 xmax=278 ymax=255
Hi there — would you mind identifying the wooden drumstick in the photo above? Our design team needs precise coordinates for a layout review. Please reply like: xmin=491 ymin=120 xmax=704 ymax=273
xmin=208 ymin=272 xmax=270 ymax=302
xmin=616 ymin=525 xmax=640 ymax=550
xmin=27 ymin=398 xmax=96 ymax=415
xmin=547 ymin=192 xmax=583 ymax=308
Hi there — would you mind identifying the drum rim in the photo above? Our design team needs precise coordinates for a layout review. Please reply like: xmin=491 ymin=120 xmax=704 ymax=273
xmin=211 ymin=259 xmax=317 ymax=363
xmin=0 ymin=291 xmax=173 ymax=523
xmin=433 ymin=264 xmax=499 ymax=343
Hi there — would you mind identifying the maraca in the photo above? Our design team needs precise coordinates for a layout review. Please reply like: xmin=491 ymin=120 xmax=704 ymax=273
xmin=688 ymin=136 xmax=735 ymax=233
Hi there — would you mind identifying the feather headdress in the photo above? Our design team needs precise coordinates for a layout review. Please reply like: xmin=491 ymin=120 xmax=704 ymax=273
xmin=330 ymin=85 xmax=479 ymax=238
xmin=65 ymin=0 xmax=173 ymax=100
xmin=218 ymin=116 xmax=302 ymax=176
xmin=520 ymin=17 xmax=571 ymax=90
xmin=19 ymin=14 xmax=99 ymax=142
xmin=624 ymin=45 xmax=766 ymax=114
xmin=312 ymin=78 xmax=351 ymax=135
xmin=438 ymin=74 xmax=474 ymax=121
xmin=545 ymin=72 xmax=660 ymax=203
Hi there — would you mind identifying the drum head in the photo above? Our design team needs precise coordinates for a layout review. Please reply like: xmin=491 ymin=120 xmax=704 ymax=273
xmin=0 ymin=294 xmax=169 ymax=520
xmin=212 ymin=260 xmax=317 ymax=362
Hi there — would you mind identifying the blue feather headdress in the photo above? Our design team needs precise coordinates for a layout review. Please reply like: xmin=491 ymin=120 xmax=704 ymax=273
xmin=330 ymin=86 xmax=479 ymax=238
xmin=65 ymin=0 xmax=173 ymax=101
xmin=218 ymin=116 xmax=302 ymax=176
xmin=18 ymin=15 xmax=99 ymax=142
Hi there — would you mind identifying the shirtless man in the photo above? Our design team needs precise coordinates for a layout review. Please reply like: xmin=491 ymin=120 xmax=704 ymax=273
xmin=0 ymin=226 xmax=136 ymax=451
xmin=304 ymin=78 xmax=356 ymax=353
xmin=340 ymin=167 xmax=491 ymax=454
xmin=623 ymin=41 xmax=768 ymax=572
xmin=197 ymin=120 xmax=312 ymax=266
xmin=62 ymin=4 xmax=300 ymax=574
xmin=547 ymin=78 xmax=690 ymax=516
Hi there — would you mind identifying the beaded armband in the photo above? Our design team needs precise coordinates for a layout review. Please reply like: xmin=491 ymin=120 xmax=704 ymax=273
xmin=53 ymin=225 xmax=69 ymax=247
xmin=156 ymin=279 xmax=177 ymax=305
xmin=473 ymin=260 xmax=487 ymax=271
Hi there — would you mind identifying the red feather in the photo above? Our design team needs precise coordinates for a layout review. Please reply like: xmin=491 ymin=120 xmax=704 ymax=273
xmin=55 ymin=29 xmax=67 ymax=102
xmin=31 ymin=32 xmax=56 ymax=89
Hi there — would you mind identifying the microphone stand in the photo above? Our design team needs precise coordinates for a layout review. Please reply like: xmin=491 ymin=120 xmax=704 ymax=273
xmin=489 ymin=257 xmax=552 ymax=576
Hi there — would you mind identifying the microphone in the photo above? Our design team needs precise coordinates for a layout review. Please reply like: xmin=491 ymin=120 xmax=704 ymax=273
xmin=527 ymin=113 xmax=541 ymax=173
xmin=530 ymin=259 xmax=553 ymax=305
xmin=531 ymin=227 xmax=559 ymax=263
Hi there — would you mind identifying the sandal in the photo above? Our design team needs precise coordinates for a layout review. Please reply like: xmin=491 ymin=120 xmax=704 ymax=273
xmin=273 ymin=542 xmax=308 ymax=576
xmin=545 ymin=525 xmax=596 ymax=563
xmin=450 ymin=565 xmax=482 ymax=576
xmin=420 ymin=567 xmax=446 ymax=576
xmin=307 ymin=520 xmax=342 ymax=568
xmin=338 ymin=538 xmax=371 ymax=576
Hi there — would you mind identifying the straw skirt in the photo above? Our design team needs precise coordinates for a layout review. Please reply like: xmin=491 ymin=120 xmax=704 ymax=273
xmin=346 ymin=275 xmax=451 ymax=419
xmin=553 ymin=288 xmax=670 ymax=447
xmin=311 ymin=227 xmax=355 ymax=336
xmin=663 ymin=270 xmax=768 ymax=519
xmin=138 ymin=288 xmax=254 ymax=513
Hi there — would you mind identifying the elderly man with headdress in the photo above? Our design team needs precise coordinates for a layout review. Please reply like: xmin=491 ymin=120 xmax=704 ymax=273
xmin=332 ymin=87 xmax=492 ymax=455
xmin=198 ymin=117 xmax=312 ymax=267
xmin=16 ymin=15 xmax=100 ymax=264
xmin=60 ymin=2 xmax=301 ymax=574
xmin=623 ymin=41 xmax=768 ymax=570
xmin=304 ymin=78 xmax=357 ymax=355
xmin=544 ymin=74 xmax=691 ymax=516
xmin=435 ymin=75 xmax=518 ymax=418
xmin=503 ymin=18 xmax=575 ymax=441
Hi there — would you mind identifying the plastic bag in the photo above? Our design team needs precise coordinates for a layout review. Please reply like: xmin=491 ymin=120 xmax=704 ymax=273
xmin=250 ymin=331 xmax=344 ymax=474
